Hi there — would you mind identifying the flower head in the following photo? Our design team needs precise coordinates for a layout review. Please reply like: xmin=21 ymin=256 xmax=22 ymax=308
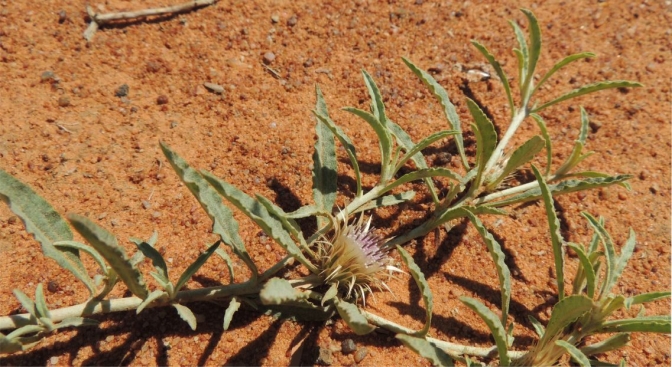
xmin=316 ymin=214 xmax=398 ymax=304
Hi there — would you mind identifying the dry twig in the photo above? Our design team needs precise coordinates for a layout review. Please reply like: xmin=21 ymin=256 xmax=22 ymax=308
xmin=83 ymin=0 xmax=218 ymax=41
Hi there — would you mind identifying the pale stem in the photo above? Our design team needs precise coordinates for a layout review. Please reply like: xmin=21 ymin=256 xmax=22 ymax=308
xmin=483 ymin=108 xmax=529 ymax=175
xmin=473 ymin=173 xmax=559 ymax=206
xmin=339 ymin=185 xmax=386 ymax=223
xmin=362 ymin=310 xmax=526 ymax=360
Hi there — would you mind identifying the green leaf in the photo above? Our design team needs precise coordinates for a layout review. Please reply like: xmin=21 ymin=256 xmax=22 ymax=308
xmin=539 ymin=295 xmax=592 ymax=348
xmin=260 ymin=277 xmax=309 ymax=304
xmin=135 ymin=241 xmax=169 ymax=285
xmin=362 ymin=70 xmax=389 ymax=127
xmin=396 ymin=334 xmax=453 ymax=367
xmin=54 ymin=317 xmax=99 ymax=330
xmin=582 ymin=213 xmax=616 ymax=299
xmin=402 ymin=57 xmax=468 ymax=169
xmin=12 ymin=289 xmax=37 ymax=321
xmin=321 ymin=283 xmax=338 ymax=307
xmin=173 ymin=304 xmax=197 ymax=331
xmin=0 ymin=169 xmax=95 ymax=296
xmin=160 ymin=142 xmax=258 ymax=278
xmin=128 ymin=231 xmax=157 ymax=267
xmin=625 ymin=291 xmax=671 ymax=309
xmin=580 ymin=333 xmax=630 ymax=357
xmin=596 ymin=316 xmax=671 ymax=334
xmin=201 ymin=171 xmax=316 ymax=273
xmin=223 ymin=296 xmax=241 ymax=331
xmin=532 ymin=165 xmax=566 ymax=299
xmin=343 ymin=107 xmax=393 ymax=181
xmin=567 ymin=242 xmax=596 ymax=298
xmin=509 ymin=20 xmax=528 ymax=89
xmin=54 ymin=241 xmax=108 ymax=278
xmin=471 ymin=40 xmax=514 ymax=115
xmin=354 ymin=191 xmax=415 ymax=214
xmin=312 ymin=111 xmax=362 ymax=197
xmin=256 ymin=195 xmax=313 ymax=259
xmin=527 ymin=315 xmax=545 ymax=337
xmin=531 ymin=113 xmax=553 ymax=176
xmin=533 ymin=52 xmax=595 ymax=96
xmin=5 ymin=325 xmax=44 ymax=340
xmin=520 ymin=9 xmax=542 ymax=99
xmin=607 ymin=228 xmax=636 ymax=298
xmin=394 ymin=130 xmax=457 ymax=173
xmin=555 ymin=340 xmax=591 ymax=367
xmin=214 ymin=247 xmax=235 ymax=283
xmin=467 ymin=98 xmax=498 ymax=189
xmin=485 ymin=175 xmax=633 ymax=208
xmin=486 ymin=135 xmax=544 ymax=192
xmin=532 ymin=81 xmax=643 ymax=113
xmin=381 ymin=167 xmax=462 ymax=194
xmin=397 ymin=246 xmax=433 ymax=337
xmin=34 ymin=284 xmax=50 ymax=320
xmin=460 ymin=210 xmax=511 ymax=325
xmin=68 ymin=214 xmax=148 ymax=299
xmin=460 ymin=297 xmax=510 ymax=366
xmin=334 ymin=298 xmax=376 ymax=335
xmin=312 ymin=85 xmax=338 ymax=229
xmin=555 ymin=107 xmax=591 ymax=177
xmin=174 ymin=241 xmax=220 ymax=293
xmin=137 ymin=290 xmax=167 ymax=314
xmin=0 ymin=332 xmax=28 ymax=354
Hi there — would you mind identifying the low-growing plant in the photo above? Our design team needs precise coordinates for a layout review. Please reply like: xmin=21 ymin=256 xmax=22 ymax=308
xmin=0 ymin=9 xmax=669 ymax=366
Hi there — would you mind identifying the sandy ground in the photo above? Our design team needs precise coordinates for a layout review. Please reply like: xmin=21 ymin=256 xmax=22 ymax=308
xmin=0 ymin=0 xmax=670 ymax=366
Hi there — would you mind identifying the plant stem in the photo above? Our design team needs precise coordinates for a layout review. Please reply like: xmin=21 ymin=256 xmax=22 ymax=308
xmin=362 ymin=310 xmax=526 ymax=360
xmin=483 ymin=108 xmax=529 ymax=176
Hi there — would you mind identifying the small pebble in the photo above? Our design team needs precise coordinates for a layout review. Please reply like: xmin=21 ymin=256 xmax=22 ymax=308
xmin=50 ymin=356 xmax=59 ymax=365
xmin=142 ymin=200 xmax=151 ymax=209
xmin=303 ymin=58 xmax=313 ymax=67
xmin=263 ymin=51 xmax=276 ymax=65
xmin=170 ymin=121 xmax=179 ymax=128
xmin=287 ymin=15 xmax=298 ymax=27
xmin=354 ymin=347 xmax=368 ymax=363
xmin=157 ymin=95 xmax=169 ymax=105
xmin=58 ymin=96 xmax=70 ymax=107
xmin=341 ymin=339 xmax=356 ymax=354
xmin=316 ymin=347 xmax=333 ymax=365
xmin=271 ymin=14 xmax=279 ymax=23
xmin=40 ymin=70 xmax=55 ymax=82
xmin=47 ymin=280 xmax=59 ymax=293
xmin=58 ymin=10 xmax=67 ymax=24
xmin=204 ymin=82 xmax=225 ymax=94
xmin=650 ymin=184 xmax=659 ymax=194
xmin=618 ymin=192 xmax=627 ymax=201
xmin=115 ymin=84 xmax=129 ymax=97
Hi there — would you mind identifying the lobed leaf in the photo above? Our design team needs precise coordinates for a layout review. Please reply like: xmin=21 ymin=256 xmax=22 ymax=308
xmin=460 ymin=297 xmax=510 ymax=366
xmin=397 ymin=246 xmax=433 ymax=337
xmin=223 ymin=297 xmax=241 ymax=331
xmin=596 ymin=316 xmax=671 ymax=334
xmin=160 ymin=142 xmax=258 ymax=278
xmin=607 ymin=229 xmax=637 ymax=298
xmin=471 ymin=40 xmax=514 ymax=115
xmin=580 ymin=333 xmax=630 ymax=357
xmin=555 ymin=340 xmax=591 ymax=367
xmin=0 ymin=169 xmax=96 ymax=296
xmin=68 ymin=214 xmax=148 ymax=299
xmin=334 ymin=299 xmax=375 ymax=335
xmin=468 ymin=98 xmax=498 ymax=190
xmin=625 ymin=291 xmax=671 ymax=309
xmin=520 ymin=9 xmax=542 ymax=99
xmin=312 ymin=85 xmax=338 ymax=229
xmin=396 ymin=334 xmax=453 ymax=367
xmin=260 ymin=277 xmax=308 ymax=305
xmin=532 ymin=81 xmax=643 ymax=113
xmin=173 ymin=304 xmax=197 ymax=331
xmin=582 ymin=213 xmax=616 ymax=299
xmin=402 ymin=57 xmax=468 ymax=169
xmin=174 ymin=241 xmax=220 ymax=293
xmin=532 ymin=165 xmax=566 ymax=299
xmin=202 ymin=171 xmax=316 ymax=273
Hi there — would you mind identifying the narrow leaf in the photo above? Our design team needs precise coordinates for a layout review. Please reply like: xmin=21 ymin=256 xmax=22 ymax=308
xmin=607 ymin=228 xmax=636 ymax=298
xmin=395 ymin=130 xmax=457 ymax=173
xmin=362 ymin=70 xmax=388 ymax=127
xmin=539 ymin=295 xmax=592 ymax=347
xmin=214 ymin=247 xmax=235 ymax=283
xmin=354 ymin=191 xmax=415 ymax=213
xmin=173 ymin=304 xmax=197 ymax=331
xmin=509 ymin=20 xmax=528 ymax=88
xmin=460 ymin=297 xmax=510 ymax=366
xmin=202 ymin=172 xmax=316 ymax=273
xmin=396 ymin=334 xmax=453 ymax=367
xmin=381 ymin=167 xmax=462 ymax=194
xmin=160 ymin=142 xmax=258 ymax=278
xmin=527 ymin=315 xmax=545 ymax=337
xmin=321 ymin=283 xmax=338 ymax=307
xmin=567 ymin=242 xmax=596 ymax=298
xmin=12 ymin=289 xmax=37 ymax=321
xmin=223 ymin=297 xmax=241 ymax=330
xmin=5 ymin=325 xmax=44 ymax=340
xmin=555 ymin=107 xmax=590 ymax=177
xmin=402 ymin=57 xmax=468 ymax=169
xmin=256 ymin=195 xmax=313 ymax=258
xmin=397 ymin=246 xmax=433 ymax=337
xmin=312 ymin=85 xmax=338 ymax=229
xmin=34 ymin=284 xmax=50 ymax=320
xmin=461 ymin=210 xmax=511 ymax=325
xmin=467 ymin=98 xmax=498 ymax=189
xmin=0 ymin=169 xmax=95 ymax=295
xmin=555 ymin=340 xmax=591 ymax=367
xmin=175 ymin=241 xmax=221 ymax=293
xmin=334 ymin=299 xmax=375 ymax=335
xmin=55 ymin=317 xmax=99 ymax=329
xmin=520 ymin=9 xmax=542 ymax=98
xmin=137 ymin=290 xmax=167 ymax=314
xmin=68 ymin=214 xmax=148 ymax=299
xmin=54 ymin=240 xmax=108 ymax=278
xmin=580 ymin=333 xmax=630 ymax=357
xmin=626 ymin=291 xmax=671 ymax=309
xmin=343 ymin=107 xmax=393 ymax=181
xmin=471 ymin=41 xmax=514 ymax=115
xmin=532 ymin=165 xmax=566 ymax=299
xmin=582 ymin=213 xmax=616 ymax=299
xmin=534 ymin=52 xmax=595 ymax=96
xmin=135 ymin=241 xmax=169 ymax=285
xmin=532 ymin=81 xmax=643 ymax=113
xmin=486 ymin=135 xmax=544 ymax=192
xmin=596 ymin=316 xmax=671 ymax=334
xmin=531 ymin=113 xmax=552 ymax=176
